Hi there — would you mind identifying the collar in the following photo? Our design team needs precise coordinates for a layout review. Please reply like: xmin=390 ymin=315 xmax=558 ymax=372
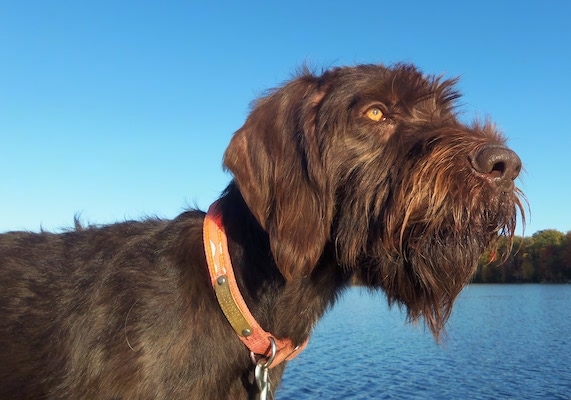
xmin=202 ymin=201 xmax=307 ymax=368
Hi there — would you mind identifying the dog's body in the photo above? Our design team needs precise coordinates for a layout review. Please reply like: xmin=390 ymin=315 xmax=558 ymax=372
xmin=0 ymin=64 xmax=523 ymax=399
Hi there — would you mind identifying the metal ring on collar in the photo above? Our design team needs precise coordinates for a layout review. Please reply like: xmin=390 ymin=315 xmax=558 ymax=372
xmin=256 ymin=337 xmax=277 ymax=369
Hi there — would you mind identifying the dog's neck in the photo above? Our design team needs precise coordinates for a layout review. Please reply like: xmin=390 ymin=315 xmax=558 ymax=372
xmin=216 ymin=183 xmax=351 ymax=346
xmin=203 ymin=200 xmax=307 ymax=366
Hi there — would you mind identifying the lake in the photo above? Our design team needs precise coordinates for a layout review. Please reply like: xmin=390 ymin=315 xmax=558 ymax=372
xmin=277 ymin=285 xmax=571 ymax=399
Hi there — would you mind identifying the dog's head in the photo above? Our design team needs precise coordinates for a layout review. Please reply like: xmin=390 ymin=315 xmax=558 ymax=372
xmin=224 ymin=64 xmax=524 ymax=338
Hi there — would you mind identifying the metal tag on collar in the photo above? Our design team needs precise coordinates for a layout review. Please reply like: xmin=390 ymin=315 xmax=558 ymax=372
xmin=214 ymin=274 xmax=253 ymax=337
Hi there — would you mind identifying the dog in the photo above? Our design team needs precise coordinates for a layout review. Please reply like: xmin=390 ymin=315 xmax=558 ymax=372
xmin=0 ymin=63 xmax=524 ymax=399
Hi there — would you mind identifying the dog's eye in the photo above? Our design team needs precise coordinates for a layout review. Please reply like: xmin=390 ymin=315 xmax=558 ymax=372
xmin=365 ymin=107 xmax=385 ymax=122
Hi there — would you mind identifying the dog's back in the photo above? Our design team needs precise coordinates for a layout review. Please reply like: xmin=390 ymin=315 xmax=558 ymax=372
xmin=0 ymin=213 xmax=246 ymax=399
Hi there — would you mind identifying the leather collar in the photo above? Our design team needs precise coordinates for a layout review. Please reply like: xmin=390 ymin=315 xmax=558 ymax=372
xmin=203 ymin=201 xmax=307 ymax=368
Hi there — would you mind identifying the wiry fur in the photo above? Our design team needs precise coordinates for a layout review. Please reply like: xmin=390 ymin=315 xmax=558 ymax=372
xmin=0 ymin=64 xmax=523 ymax=399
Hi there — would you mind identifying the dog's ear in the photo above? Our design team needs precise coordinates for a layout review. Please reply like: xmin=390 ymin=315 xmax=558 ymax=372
xmin=224 ymin=72 xmax=332 ymax=280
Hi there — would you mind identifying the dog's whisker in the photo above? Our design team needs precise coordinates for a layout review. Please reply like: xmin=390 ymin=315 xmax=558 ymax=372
xmin=125 ymin=299 xmax=139 ymax=352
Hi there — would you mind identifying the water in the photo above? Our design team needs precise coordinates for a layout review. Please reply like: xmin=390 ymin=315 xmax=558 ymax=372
xmin=277 ymin=285 xmax=571 ymax=399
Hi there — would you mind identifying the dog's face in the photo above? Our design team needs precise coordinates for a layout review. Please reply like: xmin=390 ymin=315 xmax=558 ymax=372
xmin=224 ymin=64 xmax=524 ymax=338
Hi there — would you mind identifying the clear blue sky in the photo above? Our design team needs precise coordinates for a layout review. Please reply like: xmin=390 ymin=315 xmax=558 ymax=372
xmin=1 ymin=1 xmax=569 ymax=236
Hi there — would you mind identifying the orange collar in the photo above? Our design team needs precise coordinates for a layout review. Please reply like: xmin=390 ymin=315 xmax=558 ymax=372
xmin=203 ymin=201 xmax=307 ymax=368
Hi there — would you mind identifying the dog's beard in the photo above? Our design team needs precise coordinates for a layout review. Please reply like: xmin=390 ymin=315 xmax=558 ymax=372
xmin=333 ymin=153 xmax=523 ymax=340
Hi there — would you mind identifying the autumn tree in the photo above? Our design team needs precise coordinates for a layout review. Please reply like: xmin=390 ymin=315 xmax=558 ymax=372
xmin=473 ymin=229 xmax=571 ymax=283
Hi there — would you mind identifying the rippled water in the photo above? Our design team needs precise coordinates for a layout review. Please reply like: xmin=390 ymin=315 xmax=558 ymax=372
xmin=277 ymin=285 xmax=571 ymax=399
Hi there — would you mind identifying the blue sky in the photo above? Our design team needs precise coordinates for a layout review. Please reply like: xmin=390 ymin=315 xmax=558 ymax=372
xmin=1 ymin=0 xmax=569 ymax=236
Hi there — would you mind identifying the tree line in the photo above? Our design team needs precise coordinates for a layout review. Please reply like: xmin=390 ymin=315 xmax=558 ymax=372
xmin=473 ymin=229 xmax=571 ymax=283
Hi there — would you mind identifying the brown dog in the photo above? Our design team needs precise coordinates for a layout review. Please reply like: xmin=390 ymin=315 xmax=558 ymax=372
xmin=0 ymin=64 xmax=524 ymax=399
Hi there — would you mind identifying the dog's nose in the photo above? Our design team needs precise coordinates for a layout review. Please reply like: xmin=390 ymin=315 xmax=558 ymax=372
xmin=471 ymin=145 xmax=522 ymax=191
